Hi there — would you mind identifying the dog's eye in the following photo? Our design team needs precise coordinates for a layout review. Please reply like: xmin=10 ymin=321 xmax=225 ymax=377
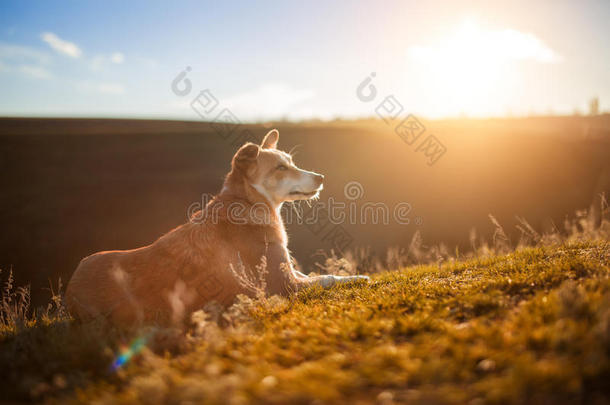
xmin=277 ymin=164 xmax=288 ymax=171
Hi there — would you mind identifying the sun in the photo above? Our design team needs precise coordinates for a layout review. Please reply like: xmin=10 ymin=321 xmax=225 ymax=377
xmin=407 ymin=19 xmax=558 ymax=117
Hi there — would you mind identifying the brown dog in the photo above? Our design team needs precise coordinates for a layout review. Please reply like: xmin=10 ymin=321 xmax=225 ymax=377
xmin=66 ymin=129 xmax=368 ymax=326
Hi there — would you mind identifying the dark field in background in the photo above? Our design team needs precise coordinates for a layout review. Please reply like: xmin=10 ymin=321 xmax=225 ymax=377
xmin=1 ymin=116 xmax=609 ymax=306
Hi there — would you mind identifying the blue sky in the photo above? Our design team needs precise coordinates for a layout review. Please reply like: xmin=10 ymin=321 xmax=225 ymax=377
xmin=1 ymin=0 xmax=609 ymax=120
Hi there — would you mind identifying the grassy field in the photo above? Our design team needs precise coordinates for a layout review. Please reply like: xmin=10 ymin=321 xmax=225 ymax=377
xmin=1 ymin=231 xmax=609 ymax=404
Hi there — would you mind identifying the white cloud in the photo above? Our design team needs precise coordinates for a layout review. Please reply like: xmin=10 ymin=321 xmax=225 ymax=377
xmin=41 ymin=32 xmax=82 ymax=58
xmin=0 ymin=43 xmax=53 ymax=80
xmin=408 ymin=21 xmax=561 ymax=65
xmin=18 ymin=64 xmax=52 ymax=79
xmin=74 ymin=80 xmax=126 ymax=95
xmin=494 ymin=29 xmax=560 ymax=63
xmin=0 ymin=43 xmax=53 ymax=79
xmin=89 ymin=52 xmax=125 ymax=71
xmin=224 ymin=83 xmax=315 ymax=120
xmin=0 ymin=43 xmax=50 ymax=65
xmin=97 ymin=83 xmax=125 ymax=95
xmin=110 ymin=52 xmax=124 ymax=64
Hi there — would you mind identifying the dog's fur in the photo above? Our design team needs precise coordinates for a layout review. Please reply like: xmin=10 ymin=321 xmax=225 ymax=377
xmin=66 ymin=129 xmax=367 ymax=326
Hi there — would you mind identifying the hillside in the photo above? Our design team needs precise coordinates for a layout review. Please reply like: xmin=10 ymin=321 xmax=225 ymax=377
xmin=1 ymin=237 xmax=609 ymax=404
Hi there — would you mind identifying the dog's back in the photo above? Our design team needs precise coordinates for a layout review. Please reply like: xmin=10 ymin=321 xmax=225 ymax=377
xmin=66 ymin=204 xmax=292 ymax=326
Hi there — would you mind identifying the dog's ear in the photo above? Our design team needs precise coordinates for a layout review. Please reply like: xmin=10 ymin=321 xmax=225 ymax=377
xmin=232 ymin=142 xmax=260 ymax=170
xmin=261 ymin=129 xmax=279 ymax=149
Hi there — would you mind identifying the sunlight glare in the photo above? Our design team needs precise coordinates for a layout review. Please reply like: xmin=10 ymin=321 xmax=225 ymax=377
xmin=408 ymin=18 xmax=560 ymax=117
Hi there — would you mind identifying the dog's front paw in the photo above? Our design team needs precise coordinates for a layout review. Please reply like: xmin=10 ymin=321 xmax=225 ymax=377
xmin=334 ymin=275 xmax=370 ymax=284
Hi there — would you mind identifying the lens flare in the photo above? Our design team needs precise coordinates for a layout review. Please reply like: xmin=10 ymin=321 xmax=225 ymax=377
xmin=111 ymin=336 xmax=148 ymax=371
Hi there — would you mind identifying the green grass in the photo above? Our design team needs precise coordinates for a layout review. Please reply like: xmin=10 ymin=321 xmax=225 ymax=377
xmin=2 ymin=239 xmax=609 ymax=404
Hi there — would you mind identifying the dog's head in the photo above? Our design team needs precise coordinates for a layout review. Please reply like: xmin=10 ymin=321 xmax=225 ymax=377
xmin=231 ymin=129 xmax=324 ymax=206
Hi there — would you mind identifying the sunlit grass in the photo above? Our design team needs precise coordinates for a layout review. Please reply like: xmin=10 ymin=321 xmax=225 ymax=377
xmin=1 ymin=204 xmax=609 ymax=404
xmin=0 ymin=237 xmax=607 ymax=404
